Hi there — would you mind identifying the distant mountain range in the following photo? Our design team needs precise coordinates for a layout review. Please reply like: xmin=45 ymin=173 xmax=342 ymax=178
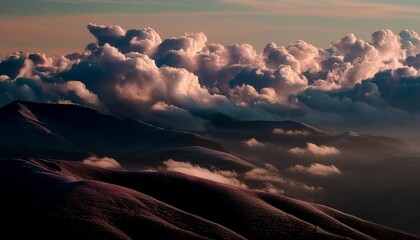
xmin=0 ymin=101 xmax=253 ymax=171
xmin=0 ymin=101 xmax=418 ymax=239
xmin=208 ymin=119 xmax=408 ymax=154
xmin=0 ymin=101 xmax=408 ymax=163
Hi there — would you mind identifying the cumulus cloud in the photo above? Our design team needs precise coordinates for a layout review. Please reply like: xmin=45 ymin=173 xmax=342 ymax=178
xmin=83 ymin=156 xmax=122 ymax=169
xmin=289 ymin=143 xmax=340 ymax=156
xmin=87 ymin=23 xmax=161 ymax=56
xmin=162 ymin=159 xmax=246 ymax=187
xmin=289 ymin=163 xmax=342 ymax=176
xmin=1 ymin=24 xmax=420 ymax=132
xmin=243 ymin=138 xmax=266 ymax=147
xmin=400 ymin=29 xmax=420 ymax=56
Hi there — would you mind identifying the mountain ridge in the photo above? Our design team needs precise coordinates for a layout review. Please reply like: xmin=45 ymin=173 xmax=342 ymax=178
xmin=0 ymin=100 xmax=254 ymax=171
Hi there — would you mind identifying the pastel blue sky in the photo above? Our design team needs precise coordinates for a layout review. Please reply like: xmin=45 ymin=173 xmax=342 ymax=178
xmin=1 ymin=0 xmax=420 ymax=55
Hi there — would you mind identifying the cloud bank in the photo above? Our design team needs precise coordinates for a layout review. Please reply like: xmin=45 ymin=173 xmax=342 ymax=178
xmin=1 ymin=24 xmax=420 ymax=132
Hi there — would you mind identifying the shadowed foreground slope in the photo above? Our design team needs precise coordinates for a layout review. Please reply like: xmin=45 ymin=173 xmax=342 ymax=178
xmin=1 ymin=159 xmax=417 ymax=240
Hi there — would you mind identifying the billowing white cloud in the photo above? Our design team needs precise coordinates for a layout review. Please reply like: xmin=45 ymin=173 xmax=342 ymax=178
xmin=87 ymin=23 xmax=162 ymax=56
xmin=83 ymin=156 xmax=122 ymax=169
xmin=62 ymin=81 xmax=104 ymax=110
xmin=400 ymin=29 xmax=420 ymax=56
xmin=289 ymin=143 xmax=340 ymax=156
xmin=289 ymin=163 xmax=342 ymax=176
xmin=1 ymin=24 xmax=420 ymax=132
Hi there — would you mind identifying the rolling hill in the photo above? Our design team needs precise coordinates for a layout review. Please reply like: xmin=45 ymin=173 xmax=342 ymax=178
xmin=1 ymin=159 xmax=417 ymax=240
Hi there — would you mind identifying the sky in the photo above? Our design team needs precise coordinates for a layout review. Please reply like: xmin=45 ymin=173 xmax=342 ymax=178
xmin=2 ymin=0 xmax=420 ymax=56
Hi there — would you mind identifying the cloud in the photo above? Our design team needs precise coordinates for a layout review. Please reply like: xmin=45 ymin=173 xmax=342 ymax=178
xmin=289 ymin=163 xmax=342 ymax=176
xmin=288 ymin=147 xmax=307 ymax=155
xmin=400 ymin=29 xmax=420 ymax=56
xmin=0 ymin=52 xmax=26 ymax=79
xmin=160 ymin=160 xmax=318 ymax=195
xmin=220 ymin=0 xmax=420 ymax=19
xmin=273 ymin=128 xmax=310 ymax=136
xmin=1 ymin=24 xmax=420 ymax=133
xmin=162 ymin=159 xmax=246 ymax=188
xmin=63 ymin=81 xmax=103 ymax=109
xmin=243 ymin=163 xmax=322 ymax=194
xmin=306 ymin=143 xmax=340 ymax=156
xmin=243 ymin=138 xmax=266 ymax=148
xmin=87 ymin=23 xmax=161 ymax=56
xmin=243 ymin=164 xmax=320 ymax=194
xmin=244 ymin=167 xmax=284 ymax=183
xmin=289 ymin=143 xmax=340 ymax=156
xmin=83 ymin=156 xmax=122 ymax=169
xmin=262 ymin=183 xmax=284 ymax=195
xmin=228 ymin=65 xmax=307 ymax=104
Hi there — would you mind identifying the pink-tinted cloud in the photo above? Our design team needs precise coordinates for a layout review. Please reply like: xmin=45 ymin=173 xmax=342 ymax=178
xmin=244 ymin=167 xmax=284 ymax=183
xmin=83 ymin=156 xmax=122 ymax=169
xmin=289 ymin=163 xmax=342 ymax=176
xmin=162 ymin=159 xmax=246 ymax=187
xmin=159 ymin=160 xmax=320 ymax=195
xmin=288 ymin=147 xmax=307 ymax=155
xmin=262 ymin=183 xmax=285 ymax=195
xmin=273 ymin=128 xmax=310 ymax=136
xmin=307 ymin=143 xmax=340 ymax=155
xmin=243 ymin=138 xmax=266 ymax=148
xmin=243 ymin=164 xmax=321 ymax=194
xmin=289 ymin=143 xmax=340 ymax=156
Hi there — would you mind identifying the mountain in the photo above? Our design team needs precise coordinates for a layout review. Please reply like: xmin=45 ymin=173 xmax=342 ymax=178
xmin=1 ymin=101 xmax=407 ymax=165
xmin=0 ymin=101 xmax=418 ymax=237
xmin=0 ymin=101 xmax=254 ymax=171
xmin=1 ymin=159 xmax=418 ymax=240
xmin=331 ymin=131 xmax=409 ymax=153
xmin=207 ymin=120 xmax=408 ymax=154
xmin=209 ymin=120 xmax=328 ymax=147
